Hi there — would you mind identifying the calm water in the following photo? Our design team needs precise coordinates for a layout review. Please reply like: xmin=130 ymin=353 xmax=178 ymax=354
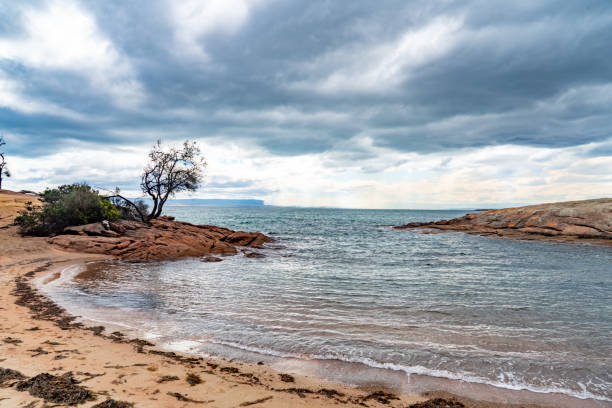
xmin=41 ymin=206 xmax=612 ymax=405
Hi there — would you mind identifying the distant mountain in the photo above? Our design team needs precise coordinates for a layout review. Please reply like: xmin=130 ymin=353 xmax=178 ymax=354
xmin=132 ymin=198 xmax=264 ymax=207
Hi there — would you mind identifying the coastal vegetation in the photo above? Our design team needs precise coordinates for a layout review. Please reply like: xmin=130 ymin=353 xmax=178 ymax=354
xmin=1 ymin=191 xmax=610 ymax=406
xmin=0 ymin=135 xmax=10 ymax=189
xmin=141 ymin=140 xmax=205 ymax=220
xmin=14 ymin=184 xmax=119 ymax=236
xmin=112 ymin=140 xmax=206 ymax=223
xmin=13 ymin=139 xmax=205 ymax=234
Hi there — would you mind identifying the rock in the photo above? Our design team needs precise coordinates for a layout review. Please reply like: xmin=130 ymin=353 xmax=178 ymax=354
xmin=201 ymin=256 xmax=223 ymax=262
xmin=108 ymin=221 xmax=127 ymax=234
xmin=64 ymin=223 xmax=119 ymax=237
xmin=396 ymin=222 xmax=428 ymax=228
xmin=50 ymin=217 xmax=273 ymax=262
xmin=210 ymin=240 xmax=238 ymax=255
xmin=223 ymin=231 xmax=273 ymax=247
xmin=395 ymin=198 xmax=612 ymax=245
xmin=243 ymin=250 xmax=265 ymax=258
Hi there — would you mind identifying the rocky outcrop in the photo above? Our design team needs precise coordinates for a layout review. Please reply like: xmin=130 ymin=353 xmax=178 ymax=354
xmin=49 ymin=216 xmax=273 ymax=262
xmin=63 ymin=223 xmax=119 ymax=237
xmin=395 ymin=198 xmax=612 ymax=245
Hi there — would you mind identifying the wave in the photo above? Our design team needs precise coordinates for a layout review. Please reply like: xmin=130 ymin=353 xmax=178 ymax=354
xmin=35 ymin=263 xmax=85 ymax=288
xmin=208 ymin=339 xmax=611 ymax=402
xmin=40 ymin=254 xmax=612 ymax=404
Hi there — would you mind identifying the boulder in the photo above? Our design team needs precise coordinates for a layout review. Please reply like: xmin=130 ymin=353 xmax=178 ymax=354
xmin=223 ymin=231 xmax=273 ymax=247
xmin=64 ymin=223 xmax=119 ymax=237
xmin=201 ymin=256 xmax=223 ymax=262
xmin=108 ymin=221 xmax=127 ymax=234
xmin=243 ymin=250 xmax=265 ymax=259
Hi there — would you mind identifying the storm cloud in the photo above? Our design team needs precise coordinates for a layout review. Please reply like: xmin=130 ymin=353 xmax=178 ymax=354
xmin=1 ymin=0 xmax=611 ymax=206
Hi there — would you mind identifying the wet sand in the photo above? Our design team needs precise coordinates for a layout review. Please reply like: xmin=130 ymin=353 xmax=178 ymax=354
xmin=0 ymin=190 xmax=574 ymax=407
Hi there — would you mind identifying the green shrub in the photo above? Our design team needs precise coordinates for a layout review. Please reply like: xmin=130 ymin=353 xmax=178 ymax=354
xmin=100 ymin=199 xmax=120 ymax=221
xmin=14 ymin=184 xmax=119 ymax=236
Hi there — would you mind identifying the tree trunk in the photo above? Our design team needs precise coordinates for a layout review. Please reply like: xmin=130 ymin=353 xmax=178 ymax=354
xmin=106 ymin=195 xmax=148 ymax=224
xmin=147 ymin=197 xmax=159 ymax=221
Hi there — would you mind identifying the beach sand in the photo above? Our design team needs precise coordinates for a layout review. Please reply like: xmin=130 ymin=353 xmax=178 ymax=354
xmin=0 ymin=190 xmax=558 ymax=407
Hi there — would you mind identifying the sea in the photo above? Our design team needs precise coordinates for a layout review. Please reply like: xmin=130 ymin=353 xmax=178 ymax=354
xmin=39 ymin=206 xmax=612 ymax=407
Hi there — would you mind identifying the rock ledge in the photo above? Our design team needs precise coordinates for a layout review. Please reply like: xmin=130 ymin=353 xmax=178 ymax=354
xmin=49 ymin=216 xmax=273 ymax=262
xmin=395 ymin=198 xmax=612 ymax=245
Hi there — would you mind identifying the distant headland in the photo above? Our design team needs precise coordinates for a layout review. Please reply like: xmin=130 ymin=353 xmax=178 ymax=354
xmin=137 ymin=198 xmax=265 ymax=207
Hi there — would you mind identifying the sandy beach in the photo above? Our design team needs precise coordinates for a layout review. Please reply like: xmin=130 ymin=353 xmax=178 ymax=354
xmin=2 ymin=1 xmax=610 ymax=404
xmin=0 ymin=191 xmax=593 ymax=408
xmin=1 ymin=190 xmax=432 ymax=407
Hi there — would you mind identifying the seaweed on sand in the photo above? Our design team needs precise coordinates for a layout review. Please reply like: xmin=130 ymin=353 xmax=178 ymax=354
xmin=0 ymin=367 xmax=26 ymax=386
xmin=186 ymin=372 xmax=202 ymax=386
xmin=92 ymin=399 xmax=135 ymax=408
xmin=167 ymin=391 xmax=210 ymax=404
xmin=239 ymin=395 xmax=273 ymax=406
xmin=360 ymin=391 xmax=400 ymax=404
xmin=16 ymin=372 xmax=95 ymax=405
xmin=408 ymin=398 xmax=466 ymax=408
xmin=156 ymin=375 xmax=180 ymax=383
xmin=279 ymin=373 xmax=295 ymax=383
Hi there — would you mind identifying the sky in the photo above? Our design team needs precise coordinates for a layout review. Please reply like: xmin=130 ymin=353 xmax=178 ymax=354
xmin=0 ymin=0 xmax=611 ymax=209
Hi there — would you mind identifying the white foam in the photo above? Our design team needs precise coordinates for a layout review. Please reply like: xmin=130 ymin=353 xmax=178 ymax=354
xmin=209 ymin=339 xmax=611 ymax=402
xmin=36 ymin=263 xmax=86 ymax=289
xmin=38 ymin=264 xmax=611 ymax=403
xmin=162 ymin=340 xmax=203 ymax=353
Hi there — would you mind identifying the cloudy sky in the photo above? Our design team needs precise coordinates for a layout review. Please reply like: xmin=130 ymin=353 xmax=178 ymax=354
xmin=1 ymin=0 xmax=611 ymax=208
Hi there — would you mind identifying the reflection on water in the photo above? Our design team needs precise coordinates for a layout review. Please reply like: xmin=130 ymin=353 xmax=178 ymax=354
xmin=40 ymin=206 xmax=612 ymax=407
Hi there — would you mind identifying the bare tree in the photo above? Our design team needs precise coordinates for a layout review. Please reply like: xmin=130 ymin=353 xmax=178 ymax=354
xmin=141 ymin=140 xmax=206 ymax=220
xmin=0 ymin=136 xmax=10 ymax=190
xmin=106 ymin=188 xmax=149 ymax=224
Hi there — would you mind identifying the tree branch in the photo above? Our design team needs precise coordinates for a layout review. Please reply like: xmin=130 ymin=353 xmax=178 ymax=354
xmin=105 ymin=194 xmax=148 ymax=224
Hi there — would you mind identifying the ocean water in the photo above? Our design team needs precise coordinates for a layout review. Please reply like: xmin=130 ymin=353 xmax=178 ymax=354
xmin=40 ymin=206 xmax=612 ymax=406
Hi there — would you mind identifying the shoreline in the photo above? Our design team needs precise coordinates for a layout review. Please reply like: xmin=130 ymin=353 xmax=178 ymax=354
xmin=31 ymin=261 xmax=609 ymax=408
xmin=1 ymin=192 xmax=609 ymax=407
xmin=2 ymin=252 xmax=429 ymax=407
xmin=1 ymin=191 xmax=431 ymax=407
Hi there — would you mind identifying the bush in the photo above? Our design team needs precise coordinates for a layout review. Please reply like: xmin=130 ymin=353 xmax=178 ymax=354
xmin=14 ymin=184 xmax=119 ymax=236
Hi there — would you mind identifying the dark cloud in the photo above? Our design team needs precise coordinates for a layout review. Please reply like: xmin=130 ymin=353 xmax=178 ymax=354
xmin=585 ymin=144 xmax=612 ymax=158
xmin=1 ymin=0 xmax=611 ymax=159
